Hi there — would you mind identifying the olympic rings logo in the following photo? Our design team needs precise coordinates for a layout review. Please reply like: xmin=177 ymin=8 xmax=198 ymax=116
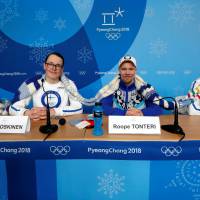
xmin=161 ymin=146 xmax=182 ymax=157
xmin=50 ymin=145 xmax=70 ymax=156
xmin=105 ymin=32 xmax=121 ymax=40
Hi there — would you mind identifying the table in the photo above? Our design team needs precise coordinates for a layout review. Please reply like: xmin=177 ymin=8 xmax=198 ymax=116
xmin=0 ymin=115 xmax=200 ymax=200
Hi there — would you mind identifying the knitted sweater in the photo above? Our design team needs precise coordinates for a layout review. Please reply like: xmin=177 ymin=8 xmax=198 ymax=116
xmin=101 ymin=80 xmax=165 ymax=116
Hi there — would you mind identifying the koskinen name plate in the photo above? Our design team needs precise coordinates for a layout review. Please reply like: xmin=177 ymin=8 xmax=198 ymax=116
xmin=109 ymin=116 xmax=161 ymax=134
xmin=0 ymin=116 xmax=30 ymax=134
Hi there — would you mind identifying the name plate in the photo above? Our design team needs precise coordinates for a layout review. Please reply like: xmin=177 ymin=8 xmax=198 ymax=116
xmin=0 ymin=116 xmax=30 ymax=134
xmin=109 ymin=116 xmax=161 ymax=134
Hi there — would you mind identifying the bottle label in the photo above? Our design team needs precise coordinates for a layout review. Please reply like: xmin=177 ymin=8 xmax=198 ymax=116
xmin=94 ymin=111 xmax=102 ymax=118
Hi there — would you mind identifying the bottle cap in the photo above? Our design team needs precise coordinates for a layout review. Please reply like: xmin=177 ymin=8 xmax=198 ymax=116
xmin=95 ymin=102 xmax=102 ymax=106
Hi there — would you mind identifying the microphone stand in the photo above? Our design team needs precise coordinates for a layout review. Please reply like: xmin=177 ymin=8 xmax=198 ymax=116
xmin=39 ymin=79 xmax=58 ymax=134
xmin=161 ymin=97 xmax=185 ymax=141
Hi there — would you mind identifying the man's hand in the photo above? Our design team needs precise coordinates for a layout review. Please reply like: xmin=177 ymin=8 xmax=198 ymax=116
xmin=24 ymin=107 xmax=47 ymax=120
xmin=126 ymin=108 xmax=143 ymax=116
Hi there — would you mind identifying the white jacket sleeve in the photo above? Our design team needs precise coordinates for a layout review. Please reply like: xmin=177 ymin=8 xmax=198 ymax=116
xmin=54 ymin=96 xmax=83 ymax=116
xmin=9 ymin=97 xmax=31 ymax=116
xmin=53 ymin=80 xmax=83 ymax=116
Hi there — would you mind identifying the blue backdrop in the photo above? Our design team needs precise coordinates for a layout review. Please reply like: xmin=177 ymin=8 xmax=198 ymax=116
xmin=1 ymin=0 xmax=199 ymax=102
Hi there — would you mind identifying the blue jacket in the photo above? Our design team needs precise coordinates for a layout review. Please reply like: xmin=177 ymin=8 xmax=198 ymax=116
xmin=101 ymin=80 xmax=163 ymax=116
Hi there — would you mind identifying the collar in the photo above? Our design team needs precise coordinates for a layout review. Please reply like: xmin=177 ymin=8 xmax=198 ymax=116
xmin=119 ymin=79 xmax=136 ymax=91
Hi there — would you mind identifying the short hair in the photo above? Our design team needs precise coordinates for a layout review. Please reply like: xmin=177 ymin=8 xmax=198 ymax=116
xmin=45 ymin=52 xmax=64 ymax=66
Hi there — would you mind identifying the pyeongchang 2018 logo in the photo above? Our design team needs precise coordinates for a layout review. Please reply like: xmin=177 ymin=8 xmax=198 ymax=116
xmin=50 ymin=145 xmax=70 ymax=156
xmin=96 ymin=7 xmax=130 ymax=40
xmin=161 ymin=146 xmax=182 ymax=157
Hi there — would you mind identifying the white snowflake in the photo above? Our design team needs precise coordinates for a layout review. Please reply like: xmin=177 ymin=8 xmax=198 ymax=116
xmin=73 ymin=0 xmax=93 ymax=10
xmin=97 ymin=169 xmax=125 ymax=199
xmin=0 ymin=0 xmax=19 ymax=28
xmin=168 ymin=1 xmax=194 ymax=27
xmin=0 ymin=35 xmax=8 ymax=52
xmin=77 ymin=46 xmax=93 ymax=64
xmin=54 ymin=17 xmax=66 ymax=31
xmin=149 ymin=38 xmax=167 ymax=58
xmin=145 ymin=6 xmax=154 ymax=18
xmin=34 ymin=8 xmax=48 ymax=24
xmin=29 ymin=37 xmax=54 ymax=66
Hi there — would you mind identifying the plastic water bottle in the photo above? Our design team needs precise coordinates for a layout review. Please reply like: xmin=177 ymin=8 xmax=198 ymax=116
xmin=92 ymin=102 xmax=104 ymax=136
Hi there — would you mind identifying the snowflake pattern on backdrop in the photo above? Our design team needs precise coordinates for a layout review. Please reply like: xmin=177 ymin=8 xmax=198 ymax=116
xmin=145 ymin=6 xmax=154 ymax=18
xmin=168 ymin=0 xmax=195 ymax=27
xmin=0 ymin=0 xmax=19 ymax=28
xmin=149 ymin=38 xmax=168 ymax=58
xmin=77 ymin=46 xmax=93 ymax=64
xmin=34 ymin=8 xmax=48 ymax=24
xmin=165 ymin=160 xmax=200 ymax=200
xmin=29 ymin=37 xmax=54 ymax=66
xmin=0 ymin=35 xmax=8 ymax=53
xmin=54 ymin=17 xmax=66 ymax=31
xmin=97 ymin=169 xmax=125 ymax=199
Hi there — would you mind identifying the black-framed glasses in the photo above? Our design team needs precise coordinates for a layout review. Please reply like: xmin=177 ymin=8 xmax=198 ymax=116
xmin=46 ymin=62 xmax=63 ymax=70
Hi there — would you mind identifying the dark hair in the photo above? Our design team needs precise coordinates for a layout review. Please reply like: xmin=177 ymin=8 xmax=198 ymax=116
xmin=45 ymin=52 xmax=64 ymax=66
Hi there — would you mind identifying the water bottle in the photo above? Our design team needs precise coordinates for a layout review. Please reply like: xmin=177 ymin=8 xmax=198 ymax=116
xmin=92 ymin=102 xmax=104 ymax=136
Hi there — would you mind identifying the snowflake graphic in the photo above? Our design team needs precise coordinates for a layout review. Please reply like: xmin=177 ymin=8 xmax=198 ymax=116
xmin=77 ymin=46 xmax=93 ymax=64
xmin=145 ymin=6 xmax=154 ymax=18
xmin=0 ymin=0 xmax=19 ymax=28
xmin=34 ymin=8 xmax=48 ymax=24
xmin=149 ymin=38 xmax=167 ymax=58
xmin=168 ymin=1 xmax=194 ymax=27
xmin=29 ymin=37 xmax=54 ymax=66
xmin=73 ymin=0 xmax=93 ymax=10
xmin=54 ymin=17 xmax=66 ymax=31
xmin=165 ymin=161 xmax=200 ymax=200
xmin=97 ymin=169 xmax=125 ymax=199
xmin=0 ymin=35 xmax=8 ymax=52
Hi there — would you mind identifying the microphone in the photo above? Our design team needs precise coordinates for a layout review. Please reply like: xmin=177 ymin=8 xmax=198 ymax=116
xmin=39 ymin=79 xmax=58 ymax=134
xmin=154 ymin=96 xmax=185 ymax=141
xmin=59 ymin=118 xmax=66 ymax=125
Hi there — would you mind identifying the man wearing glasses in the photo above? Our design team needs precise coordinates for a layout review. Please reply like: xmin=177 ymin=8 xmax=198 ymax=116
xmin=9 ymin=52 xmax=83 ymax=120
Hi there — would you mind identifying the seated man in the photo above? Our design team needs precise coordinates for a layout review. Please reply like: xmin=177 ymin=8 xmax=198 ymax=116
xmin=100 ymin=56 xmax=174 ymax=116
xmin=9 ymin=52 xmax=82 ymax=120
